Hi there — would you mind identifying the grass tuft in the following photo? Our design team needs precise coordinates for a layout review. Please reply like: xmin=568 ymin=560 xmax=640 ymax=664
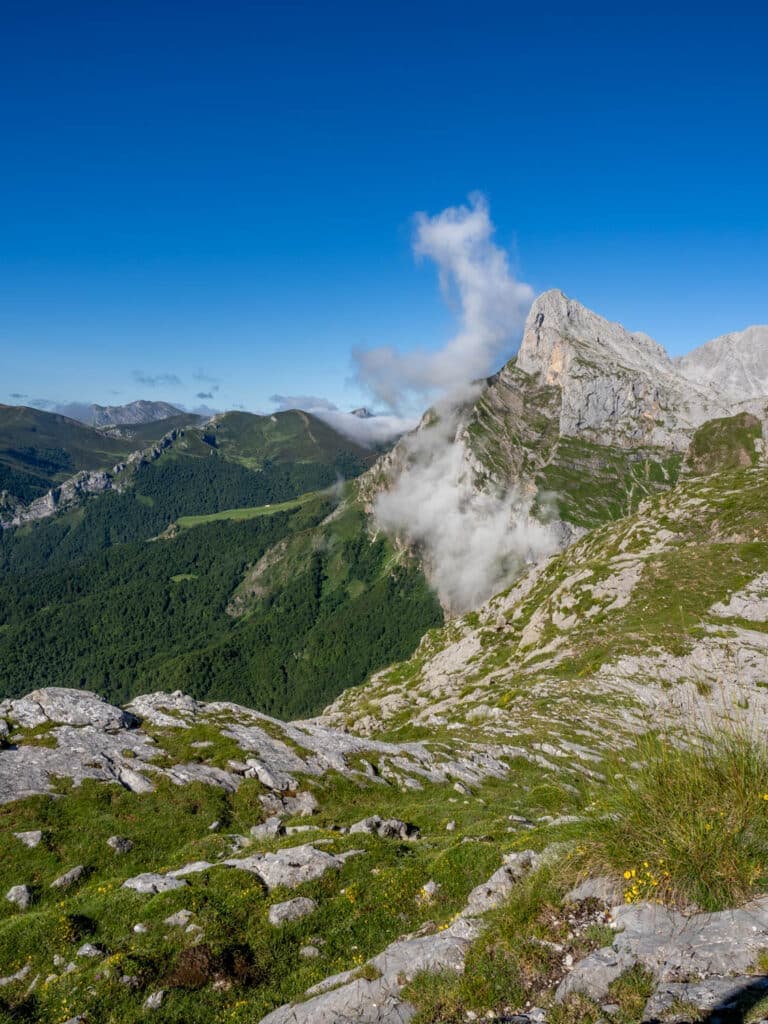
xmin=580 ymin=728 xmax=768 ymax=911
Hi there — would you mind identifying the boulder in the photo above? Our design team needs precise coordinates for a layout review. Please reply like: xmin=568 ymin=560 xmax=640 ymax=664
xmin=268 ymin=897 xmax=317 ymax=926
xmin=225 ymin=844 xmax=357 ymax=890
xmin=5 ymin=885 xmax=32 ymax=910
xmin=106 ymin=835 xmax=133 ymax=854
xmin=349 ymin=816 xmax=420 ymax=840
xmin=0 ymin=688 xmax=135 ymax=731
xmin=50 ymin=866 xmax=85 ymax=889
xmin=14 ymin=830 xmax=42 ymax=848
xmin=250 ymin=816 xmax=285 ymax=839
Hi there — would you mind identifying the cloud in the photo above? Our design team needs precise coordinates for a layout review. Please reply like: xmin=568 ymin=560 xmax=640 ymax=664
xmin=132 ymin=370 xmax=181 ymax=388
xmin=271 ymin=394 xmax=338 ymax=413
xmin=10 ymin=392 xmax=28 ymax=399
xmin=366 ymin=197 xmax=557 ymax=611
xmin=196 ymin=391 xmax=214 ymax=399
xmin=353 ymin=193 xmax=533 ymax=411
xmin=374 ymin=398 xmax=560 ymax=612
xmin=270 ymin=394 xmax=415 ymax=446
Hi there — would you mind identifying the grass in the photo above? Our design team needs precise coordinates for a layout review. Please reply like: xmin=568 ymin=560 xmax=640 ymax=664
xmin=578 ymin=727 xmax=768 ymax=911
xmin=175 ymin=493 xmax=316 ymax=529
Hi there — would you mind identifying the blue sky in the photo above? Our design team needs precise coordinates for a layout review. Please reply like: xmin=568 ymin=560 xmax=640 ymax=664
xmin=1 ymin=5 xmax=766 ymax=418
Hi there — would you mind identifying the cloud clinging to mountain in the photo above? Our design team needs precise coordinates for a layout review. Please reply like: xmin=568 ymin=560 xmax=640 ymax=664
xmin=353 ymin=193 xmax=533 ymax=411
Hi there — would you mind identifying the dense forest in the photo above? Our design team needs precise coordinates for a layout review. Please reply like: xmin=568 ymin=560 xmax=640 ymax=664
xmin=0 ymin=451 xmax=441 ymax=717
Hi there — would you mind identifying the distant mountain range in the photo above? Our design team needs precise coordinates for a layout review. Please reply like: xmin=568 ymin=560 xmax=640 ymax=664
xmin=88 ymin=399 xmax=186 ymax=427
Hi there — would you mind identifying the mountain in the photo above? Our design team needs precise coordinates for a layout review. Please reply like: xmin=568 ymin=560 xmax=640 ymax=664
xmin=89 ymin=399 xmax=185 ymax=427
xmin=676 ymin=323 xmax=768 ymax=402
xmin=2 ymin=297 xmax=768 ymax=1021
xmin=1 ymin=419 xmax=767 ymax=1021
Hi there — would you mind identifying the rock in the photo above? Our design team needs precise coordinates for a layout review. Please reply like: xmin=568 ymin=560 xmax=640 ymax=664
xmin=461 ymin=851 xmax=539 ymax=918
xmin=445 ymin=820 xmax=456 ymax=832
xmin=0 ymin=719 xmax=7 ymax=743
xmin=225 ymin=844 xmax=356 ymax=890
xmin=0 ymin=964 xmax=31 ymax=988
xmin=50 ymin=865 xmax=85 ymax=889
xmin=76 ymin=943 xmax=102 ymax=958
xmin=106 ymin=835 xmax=133 ymax=854
xmin=250 ymin=816 xmax=285 ymax=839
xmin=268 ymin=897 xmax=317 ymax=926
xmin=132 ymin=923 xmax=149 ymax=934
xmin=565 ymin=876 xmax=623 ymax=906
xmin=644 ymin=975 xmax=768 ymax=1020
xmin=185 ymin=924 xmax=203 ymax=936
xmin=122 ymin=873 xmax=187 ymax=894
xmin=5 ymin=885 xmax=32 ymax=910
xmin=300 ymin=945 xmax=320 ymax=959
xmin=561 ymin=894 xmax=768 ymax=1004
xmin=163 ymin=909 xmax=193 ymax=927
xmin=208 ymin=820 xmax=221 ymax=831
xmin=0 ymin=688 xmax=135 ymax=731
xmin=13 ymin=830 xmax=42 ymax=848
xmin=349 ymin=815 xmax=420 ymax=840
xmin=144 ymin=990 xmax=165 ymax=1010
xmin=284 ymin=791 xmax=319 ymax=817
xmin=556 ymin=947 xmax=635 ymax=1002
xmin=167 ymin=861 xmax=213 ymax=878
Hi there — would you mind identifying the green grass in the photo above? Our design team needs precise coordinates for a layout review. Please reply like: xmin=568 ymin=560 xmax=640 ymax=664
xmin=176 ymin=493 xmax=316 ymax=529
xmin=578 ymin=727 xmax=768 ymax=911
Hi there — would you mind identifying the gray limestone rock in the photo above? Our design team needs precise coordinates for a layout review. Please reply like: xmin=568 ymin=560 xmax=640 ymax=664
xmin=13 ymin=830 xmax=42 ymax=849
xmin=0 ymin=688 xmax=135 ymax=731
xmin=556 ymin=947 xmax=636 ymax=1002
xmin=122 ymin=873 xmax=187 ymax=895
xmin=167 ymin=861 xmax=213 ymax=878
xmin=225 ymin=844 xmax=355 ymax=890
xmin=268 ymin=897 xmax=317 ymax=926
xmin=564 ymin=876 xmax=623 ymax=906
xmin=251 ymin=816 xmax=285 ymax=839
xmin=644 ymin=976 xmax=768 ymax=1020
xmin=144 ymin=990 xmax=165 ymax=1010
xmin=50 ymin=865 xmax=85 ymax=889
xmin=5 ymin=885 xmax=32 ymax=910
xmin=349 ymin=815 xmax=419 ymax=840
xmin=76 ymin=943 xmax=102 ymax=958
xmin=106 ymin=835 xmax=134 ymax=854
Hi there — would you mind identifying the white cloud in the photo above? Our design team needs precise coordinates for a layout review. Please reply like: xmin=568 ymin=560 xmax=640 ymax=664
xmin=353 ymin=193 xmax=533 ymax=411
xmin=270 ymin=394 xmax=416 ymax=446
xmin=374 ymin=398 xmax=559 ymax=612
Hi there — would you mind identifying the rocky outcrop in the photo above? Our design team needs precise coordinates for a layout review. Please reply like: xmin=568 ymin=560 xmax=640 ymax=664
xmin=0 ymin=687 xmax=510 ymax=806
xmin=1 ymin=428 xmax=184 ymax=529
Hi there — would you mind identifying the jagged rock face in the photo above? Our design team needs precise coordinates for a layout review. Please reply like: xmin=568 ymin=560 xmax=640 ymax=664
xmin=677 ymin=324 xmax=768 ymax=402
xmin=516 ymin=290 xmax=727 ymax=449
xmin=1 ymin=428 xmax=181 ymax=528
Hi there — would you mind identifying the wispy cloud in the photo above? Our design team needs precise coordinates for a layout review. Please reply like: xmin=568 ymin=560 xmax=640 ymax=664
xmin=270 ymin=394 xmax=415 ymax=446
xmin=196 ymin=391 xmax=214 ymax=400
xmin=353 ymin=193 xmax=533 ymax=412
xmin=10 ymin=392 xmax=28 ymax=399
xmin=132 ymin=370 xmax=181 ymax=388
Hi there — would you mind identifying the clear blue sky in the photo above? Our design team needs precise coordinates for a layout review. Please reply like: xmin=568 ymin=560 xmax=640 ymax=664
xmin=1 ymin=5 xmax=766 ymax=415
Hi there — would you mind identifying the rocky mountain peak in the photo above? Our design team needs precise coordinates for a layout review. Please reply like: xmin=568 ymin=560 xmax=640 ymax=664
xmin=89 ymin=399 xmax=183 ymax=427
xmin=516 ymin=289 xmax=675 ymax=385
xmin=676 ymin=323 xmax=768 ymax=403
